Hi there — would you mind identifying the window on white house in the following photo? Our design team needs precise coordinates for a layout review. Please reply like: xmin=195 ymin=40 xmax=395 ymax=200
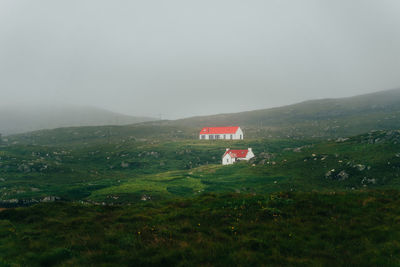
xmin=224 ymin=135 xmax=226 ymax=139
xmin=201 ymin=135 xmax=206 ymax=139
xmin=209 ymin=135 xmax=214 ymax=140
xmin=230 ymin=135 xmax=233 ymax=139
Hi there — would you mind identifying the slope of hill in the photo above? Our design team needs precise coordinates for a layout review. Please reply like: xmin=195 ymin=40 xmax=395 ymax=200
xmin=172 ymin=88 xmax=400 ymax=138
xmin=0 ymin=105 xmax=155 ymax=135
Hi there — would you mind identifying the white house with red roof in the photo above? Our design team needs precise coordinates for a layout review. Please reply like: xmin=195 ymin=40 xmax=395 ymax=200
xmin=199 ymin=126 xmax=243 ymax=140
xmin=222 ymin=148 xmax=254 ymax=165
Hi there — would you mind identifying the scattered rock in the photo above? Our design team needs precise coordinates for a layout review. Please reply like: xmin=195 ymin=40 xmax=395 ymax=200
xmin=325 ymin=169 xmax=335 ymax=178
xmin=141 ymin=194 xmax=151 ymax=201
xmin=2 ymin=199 xmax=18 ymax=204
xmin=18 ymin=164 xmax=31 ymax=173
xmin=354 ymin=164 xmax=366 ymax=171
xmin=361 ymin=177 xmax=377 ymax=184
xmin=325 ymin=169 xmax=349 ymax=180
xmin=337 ymin=171 xmax=349 ymax=180
xmin=121 ymin=162 xmax=129 ymax=168
xmin=41 ymin=196 xmax=60 ymax=202
xmin=258 ymin=152 xmax=275 ymax=160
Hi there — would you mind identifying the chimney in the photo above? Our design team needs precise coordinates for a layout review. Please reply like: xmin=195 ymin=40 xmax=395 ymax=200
xmin=226 ymin=148 xmax=230 ymax=151
xmin=248 ymin=148 xmax=252 ymax=152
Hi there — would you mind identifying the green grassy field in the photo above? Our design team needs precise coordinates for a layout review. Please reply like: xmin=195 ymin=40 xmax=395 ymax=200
xmin=1 ymin=130 xmax=400 ymax=204
xmin=0 ymin=131 xmax=400 ymax=203
xmin=1 ymin=190 xmax=400 ymax=266
xmin=2 ymin=129 xmax=400 ymax=265
xmin=0 ymin=138 xmax=313 ymax=203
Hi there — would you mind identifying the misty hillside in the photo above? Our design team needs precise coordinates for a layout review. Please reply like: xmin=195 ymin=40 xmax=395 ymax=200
xmin=0 ymin=106 xmax=155 ymax=135
xmin=171 ymin=88 xmax=400 ymax=138
xmin=5 ymin=88 xmax=400 ymax=145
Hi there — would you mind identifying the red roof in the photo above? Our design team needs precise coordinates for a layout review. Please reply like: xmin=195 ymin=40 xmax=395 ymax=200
xmin=199 ymin=126 xmax=239 ymax=135
xmin=223 ymin=149 xmax=248 ymax=158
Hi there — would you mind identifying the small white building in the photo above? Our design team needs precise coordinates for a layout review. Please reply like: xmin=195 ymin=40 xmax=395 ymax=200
xmin=199 ymin=126 xmax=244 ymax=140
xmin=222 ymin=148 xmax=255 ymax=165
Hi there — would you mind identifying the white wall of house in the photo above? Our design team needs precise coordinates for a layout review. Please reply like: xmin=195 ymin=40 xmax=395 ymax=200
xmin=199 ymin=127 xmax=244 ymax=140
xmin=222 ymin=153 xmax=236 ymax=165
xmin=235 ymin=128 xmax=244 ymax=140
xmin=244 ymin=148 xmax=254 ymax=160
xmin=222 ymin=148 xmax=254 ymax=165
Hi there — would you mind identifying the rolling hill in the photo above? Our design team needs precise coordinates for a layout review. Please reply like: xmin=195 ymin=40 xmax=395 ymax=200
xmin=4 ymin=88 xmax=400 ymax=145
xmin=172 ymin=88 xmax=400 ymax=138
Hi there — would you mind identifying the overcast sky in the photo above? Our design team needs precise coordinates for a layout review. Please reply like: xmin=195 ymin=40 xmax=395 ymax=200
xmin=1 ymin=0 xmax=400 ymax=119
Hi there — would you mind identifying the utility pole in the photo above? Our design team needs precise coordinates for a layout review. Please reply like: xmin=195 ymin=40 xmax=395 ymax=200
xmin=159 ymin=113 xmax=162 ymax=132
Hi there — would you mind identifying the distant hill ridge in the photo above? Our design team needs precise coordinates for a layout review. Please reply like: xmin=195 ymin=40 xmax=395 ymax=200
xmin=175 ymin=88 xmax=400 ymax=126
xmin=0 ymin=105 xmax=155 ymax=135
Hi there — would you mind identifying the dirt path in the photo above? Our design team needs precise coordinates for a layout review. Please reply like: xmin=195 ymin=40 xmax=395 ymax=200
xmin=0 ymin=208 xmax=8 ymax=212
